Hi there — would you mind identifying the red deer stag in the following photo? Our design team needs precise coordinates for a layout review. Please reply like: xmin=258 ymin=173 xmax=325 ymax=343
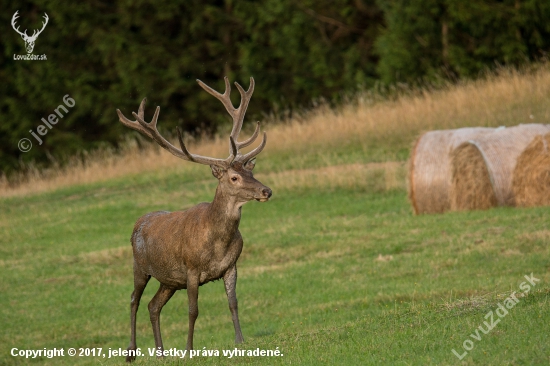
xmin=116 ymin=77 xmax=272 ymax=362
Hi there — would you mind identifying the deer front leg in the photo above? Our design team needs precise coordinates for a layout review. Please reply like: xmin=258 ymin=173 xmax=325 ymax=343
xmin=186 ymin=271 xmax=200 ymax=351
xmin=224 ymin=265 xmax=244 ymax=344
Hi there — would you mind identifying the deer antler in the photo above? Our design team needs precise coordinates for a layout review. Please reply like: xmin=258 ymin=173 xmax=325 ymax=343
xmin=196 ymin=77 xmax=266 ymax=163
xmin=11 ymin=11 xmax=48 ymax=40
xmin=117 ymin=77 xmax=267 ymax=168
xmin=11 ymin=11 xmax=28 ymax=38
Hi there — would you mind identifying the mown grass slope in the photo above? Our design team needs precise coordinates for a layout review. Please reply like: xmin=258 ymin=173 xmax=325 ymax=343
xmin=1 ymin=66 xmax=549 ymax=365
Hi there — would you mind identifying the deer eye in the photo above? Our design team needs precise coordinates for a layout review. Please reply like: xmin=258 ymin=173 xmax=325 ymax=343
xmin=231 ymin=176 xmax=238 ymax=182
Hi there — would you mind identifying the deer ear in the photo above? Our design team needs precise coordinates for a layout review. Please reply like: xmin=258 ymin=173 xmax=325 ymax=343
xmin=210 ymin=165 xmax=225 ymax=179
xmin=244 ymin=158 xmax=256 ymax=171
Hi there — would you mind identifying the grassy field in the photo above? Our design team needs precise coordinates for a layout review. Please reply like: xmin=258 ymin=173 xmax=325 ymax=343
xmin=1 ymin=66 xmax=550 ymax=365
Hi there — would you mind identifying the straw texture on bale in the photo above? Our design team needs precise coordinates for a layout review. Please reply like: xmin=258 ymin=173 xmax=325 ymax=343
xmin=512 ymin=133 xmax=550 ymax=207
xmin=450 ymin=142 xmax=498 ymax=211
xmin=450 ymin=124 xmax=550 ymax=211
xmin=408 ymin=127 xmax=495 ymax=214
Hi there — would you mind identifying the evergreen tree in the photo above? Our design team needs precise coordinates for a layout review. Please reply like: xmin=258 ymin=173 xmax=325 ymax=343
xmin=375 ymin=0 xmax=550 ymax=83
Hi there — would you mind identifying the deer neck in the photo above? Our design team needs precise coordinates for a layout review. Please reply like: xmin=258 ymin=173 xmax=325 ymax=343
xmin=207 ymin=185 xmax=243 ymax=236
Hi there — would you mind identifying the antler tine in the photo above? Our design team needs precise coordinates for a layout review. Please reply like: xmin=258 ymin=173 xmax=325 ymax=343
xmin=137 ymin=97 xmax=146 ymax=120
xmin=229 ymin=136 xmax=238 ymax=158
xmin=231 ymin=77 xmax=255 ymax=143
xmin=239 ymin=132 xmax=267 ymax=163
xmin=116 ymin=98 xmax=154 ymax=139
xmin=197 ymin=77 xmax=234 ymax=116
xmin=237 ymin=122 xmax=261 ymax=149
xmin=176 ymin=127 xmax=197 ymax=162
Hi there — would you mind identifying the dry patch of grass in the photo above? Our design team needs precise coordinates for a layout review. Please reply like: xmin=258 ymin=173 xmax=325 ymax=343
xmin=501 ymin=248 xmax=523 ymax=257
xmin=375 ymin=254 xmax=394 ymax=262
xmin=3 ymin=65 xmax=550 ymax=197
xmin=441 ymin=294 xmax=491 ymax=313
xmin=58 ymin=246 xmax=133 ymax=266
xmin=440 ymin=290 xmax=533 ymax=315
xmin=260 ymin=162 xmax=406 ymax=192
xmin=243 ymin=247 xmax=353 ymax=277
xmin=243 ymin=262 xmax=297 ymax=276
xmin=516 ymin=229 xmax=550 ymax=242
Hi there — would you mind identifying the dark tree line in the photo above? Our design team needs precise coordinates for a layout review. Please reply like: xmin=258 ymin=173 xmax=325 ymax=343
xmin=1 ymin=0 xmax=549 ymax=174
xmin=376 ymin=0 xmax=550 ymax=81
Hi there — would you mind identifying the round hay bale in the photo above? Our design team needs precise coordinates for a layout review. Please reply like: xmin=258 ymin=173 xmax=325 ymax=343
xmin=450 ymin=124 xmax=550 ymax=210
xmin=408 ymin=127 xmax=495 ymax=214
xmin=512 ymin=133 xmax=550 ymax=207
xmin=450 ymin=142 xmax=498 ymax=211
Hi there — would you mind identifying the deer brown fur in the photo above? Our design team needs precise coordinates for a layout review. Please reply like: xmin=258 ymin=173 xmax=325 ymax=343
xmin=116 ymin=77 xmax=271 ymax=362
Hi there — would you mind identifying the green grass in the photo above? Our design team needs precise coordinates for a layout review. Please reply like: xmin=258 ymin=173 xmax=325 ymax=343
xmin=1 ymin=166 xmax=549 ymax=365
xmin=3 ymin=65 xmax=550 ymax=365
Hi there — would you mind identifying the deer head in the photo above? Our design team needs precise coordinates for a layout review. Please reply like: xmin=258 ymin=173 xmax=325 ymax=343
xmin=116 ymin=77 xmax=271 ymax=203
xmin=11 ymin=11 xmax=49 ymax=54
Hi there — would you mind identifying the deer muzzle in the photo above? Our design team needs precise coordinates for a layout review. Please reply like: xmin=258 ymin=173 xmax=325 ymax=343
xmin=256 ymin=187 xmax=272 ymax=202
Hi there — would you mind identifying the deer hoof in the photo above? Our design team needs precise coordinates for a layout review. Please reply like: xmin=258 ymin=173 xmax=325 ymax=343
xmin=125 ymin=346 xmax=138 ymax=363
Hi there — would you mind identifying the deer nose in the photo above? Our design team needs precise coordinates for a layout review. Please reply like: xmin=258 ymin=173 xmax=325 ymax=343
xmin=262 ymin=188 xmax=272 ymax=198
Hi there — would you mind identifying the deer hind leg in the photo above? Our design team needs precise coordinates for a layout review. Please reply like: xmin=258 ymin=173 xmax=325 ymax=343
xmin=223 ymin=265 xmax=244 ymax=344
xmin=127 ymin=270 xmax=150 ymax=363
xmin=148 ymin=283 xmax=176 ymax=355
